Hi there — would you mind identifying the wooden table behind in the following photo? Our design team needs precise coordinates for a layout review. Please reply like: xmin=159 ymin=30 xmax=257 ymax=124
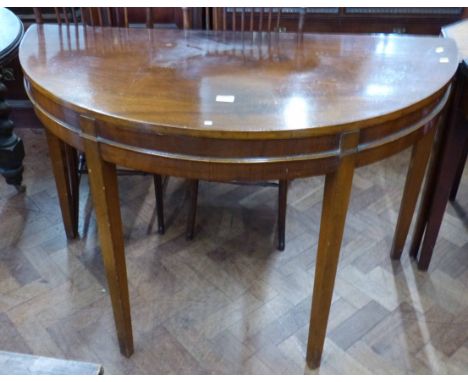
xmin=409 ymin=19 xmax=468 ymax=270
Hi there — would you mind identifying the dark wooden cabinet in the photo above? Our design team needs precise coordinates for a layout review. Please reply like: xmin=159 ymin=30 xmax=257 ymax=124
xmin=215 ymin=7 xmax=465 ymax=34
xmin=8 ymin=7 xmax=186 ymax=29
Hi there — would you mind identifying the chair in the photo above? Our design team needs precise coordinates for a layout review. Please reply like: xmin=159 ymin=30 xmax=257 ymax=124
xmin=184 ymin=7 xmax=306 ymax=250
xmin=32 ymin=7 xmax=170 ymax=236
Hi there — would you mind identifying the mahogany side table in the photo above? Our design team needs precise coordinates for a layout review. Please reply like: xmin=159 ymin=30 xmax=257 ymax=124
xmin=20 ymin=24 xmax=458 ymax=369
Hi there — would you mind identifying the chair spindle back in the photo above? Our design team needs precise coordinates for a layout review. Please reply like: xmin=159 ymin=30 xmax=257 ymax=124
xmin=33 ymin=7 xmax=162 ymax=29
xmin=211 ymin=7 xmax=305 ymax=33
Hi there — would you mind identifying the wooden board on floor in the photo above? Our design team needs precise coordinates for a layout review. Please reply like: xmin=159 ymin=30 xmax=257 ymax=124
xmin=0 ymin=350 xmax=103 ymax=374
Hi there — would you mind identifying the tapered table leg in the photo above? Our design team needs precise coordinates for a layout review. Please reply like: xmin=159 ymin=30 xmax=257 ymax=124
xmin=306 ymin=132 xmax=357 ymax=369
xmin=45 ymin=131 xmax=79 ymax=239
xmin=389 ymin=126 xmax=436 ymax=260
xmin=81 ymin=116 xmax=133 ymax=357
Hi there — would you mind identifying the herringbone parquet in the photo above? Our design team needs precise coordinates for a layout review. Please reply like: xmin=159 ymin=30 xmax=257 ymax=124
xmin=0 ymin=127 xmax=467 ymax=374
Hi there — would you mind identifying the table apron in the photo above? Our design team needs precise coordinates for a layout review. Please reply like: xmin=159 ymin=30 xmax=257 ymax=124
xmin=27 ymin=80 xmax=450 ymax=181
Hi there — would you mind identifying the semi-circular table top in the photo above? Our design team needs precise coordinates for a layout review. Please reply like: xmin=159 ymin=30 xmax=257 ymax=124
xmin=0 ymin=7 xmax=24 ymax=65
xmin=20 ymin=24 xmax=458 ymax=139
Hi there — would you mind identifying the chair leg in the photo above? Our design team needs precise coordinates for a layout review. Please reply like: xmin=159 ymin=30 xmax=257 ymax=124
xmin=153 ymin=174 xmax=165 ymax=234
xmin=186 ymin=179 xmax=199 ymax=240
xmin=45 ymin=131 xmax=79 ymax=239
xmin=417 ymin=113 xmax=468 ymax=271
xmin=389 ymin=126 xmax=435 ymax=260
xmin=64 ymin=144 xmax=80 ymax=234
xmin=277 ymin=179 xmax=288 ymax=251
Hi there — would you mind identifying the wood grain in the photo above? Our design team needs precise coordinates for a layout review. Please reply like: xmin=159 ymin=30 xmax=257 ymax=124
xmin=306 ymin=130 xmax=358 ymax=368
xmin=20 ymin=25 xmax=457 ymax=139
xmin=81 ymin=116 xmax=133 ymax=356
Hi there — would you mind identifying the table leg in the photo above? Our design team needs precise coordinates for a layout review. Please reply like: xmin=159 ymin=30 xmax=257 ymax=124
xmin=45 ymin=131 xmax=79 ymax=239
xmin=389 ymin=126 xmax=436 ymax=260
xmin=449 ymin=141 xmax=467 ymax=201
xmin=81 ymin=116 xmax=133 ymax=357
xmin=0 ymin=73 xmax=25 ymax=191
xmin=408 ymin=70 xmax=468 ymax=270
xmin=408 ymin=146 xmax=440 ymax=259
xmin=409 ymin=116 xmax=450 ymax=259
xmin=306 ymin=132 xmax=357 ymax=369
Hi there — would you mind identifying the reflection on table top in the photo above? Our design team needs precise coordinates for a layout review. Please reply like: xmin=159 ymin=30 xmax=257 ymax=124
xmin=20 ymin=24 xmax=457 ymax=138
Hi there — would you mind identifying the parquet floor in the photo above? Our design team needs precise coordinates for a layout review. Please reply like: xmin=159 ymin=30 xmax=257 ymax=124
xmin=0 ymin=127 xmax=467 ymax=374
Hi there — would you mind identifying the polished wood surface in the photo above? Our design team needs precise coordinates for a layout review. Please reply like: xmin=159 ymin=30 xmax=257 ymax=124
xmin=19 ymin=24 xmax=458 ymax=369
xmin=21 ymin=25 xmax=456 ymax=139
xmin=5 ymin=7 xmax=464 ymax=102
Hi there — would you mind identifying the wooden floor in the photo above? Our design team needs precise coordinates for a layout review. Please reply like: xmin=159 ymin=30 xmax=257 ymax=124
xmin=1 ymin=127 xmax=467 ymax=374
